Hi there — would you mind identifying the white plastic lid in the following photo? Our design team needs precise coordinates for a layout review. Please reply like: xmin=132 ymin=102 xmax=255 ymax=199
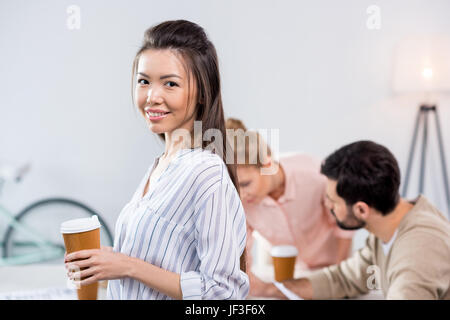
xmin=270 ymin=245 xmax=298 ymax=257
xmin=60 ymin=215 xmax=101 ymax=234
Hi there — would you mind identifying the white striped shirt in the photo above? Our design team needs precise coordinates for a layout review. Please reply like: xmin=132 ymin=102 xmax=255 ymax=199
xmin=107 ymin=148 xmax=249 ymax=300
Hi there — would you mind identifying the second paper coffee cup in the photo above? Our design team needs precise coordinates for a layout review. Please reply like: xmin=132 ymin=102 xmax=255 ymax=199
xmin=271 ymin=245 xmax=298 ymax=282
xmin=61 ymin=215 xmax=101 ymax=300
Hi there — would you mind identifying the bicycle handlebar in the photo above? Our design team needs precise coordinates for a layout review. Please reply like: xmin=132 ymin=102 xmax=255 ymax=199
xmin=0 ymin=163 xmax=31 ymax=183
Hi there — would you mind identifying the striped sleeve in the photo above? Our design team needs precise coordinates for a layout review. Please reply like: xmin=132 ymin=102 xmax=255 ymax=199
xmin=180 ymin=164 xmax=249 ymax=300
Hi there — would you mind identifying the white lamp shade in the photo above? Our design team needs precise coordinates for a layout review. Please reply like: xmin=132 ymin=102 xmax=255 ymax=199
xmin=392 ymin=35 xmax=450 ymax=93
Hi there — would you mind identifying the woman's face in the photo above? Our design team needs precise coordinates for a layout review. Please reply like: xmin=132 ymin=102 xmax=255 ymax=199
xmin=135 ymin=49 xmax=198 ymax=135
xmin=236 ymin=166 xmax=272 ymax=205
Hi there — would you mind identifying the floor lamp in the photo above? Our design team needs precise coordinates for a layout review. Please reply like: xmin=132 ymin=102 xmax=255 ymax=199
xmin=393 ymin=36 xmax=450 ymax=219
xmin=402 ymin=104 xmax=450 ymax=217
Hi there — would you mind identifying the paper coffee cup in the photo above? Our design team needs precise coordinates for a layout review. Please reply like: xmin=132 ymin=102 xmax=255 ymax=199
xmin=61 ymin=215 xmax=101 ymax=300
xmin=271 ymin=245 xmax=298 ymax=282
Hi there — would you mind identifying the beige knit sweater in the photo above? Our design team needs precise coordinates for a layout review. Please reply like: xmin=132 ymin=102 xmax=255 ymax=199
xmin=306 ymin=195 xmax=450 ymax=299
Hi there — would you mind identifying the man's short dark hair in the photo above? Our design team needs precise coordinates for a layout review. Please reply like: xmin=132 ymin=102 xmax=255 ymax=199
xmin=320 ymin=140 xmax=401 ymax=215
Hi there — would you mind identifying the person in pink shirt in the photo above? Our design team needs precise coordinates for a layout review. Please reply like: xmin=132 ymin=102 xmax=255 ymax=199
xmin=226 ymin=118 xmax=354 ymax=297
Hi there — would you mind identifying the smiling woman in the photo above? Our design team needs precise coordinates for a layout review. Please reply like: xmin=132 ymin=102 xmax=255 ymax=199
xmin=65 ymin=20 xmax=249 ymax=300
xmin=134 ymin=50 xmax=197 ymax=135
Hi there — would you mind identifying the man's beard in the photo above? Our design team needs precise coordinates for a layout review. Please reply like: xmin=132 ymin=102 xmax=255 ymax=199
xmin=330 ymin=206 xmax=366 ymax=231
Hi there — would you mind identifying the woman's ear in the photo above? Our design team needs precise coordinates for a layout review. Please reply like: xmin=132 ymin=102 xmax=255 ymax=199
xmin=260 ymin=155 xmax=279 ymax=176
xmin=353 ymin=201 xmax=370 ymax=220
xmin=261 ymin=155 xmax=273 ymax=168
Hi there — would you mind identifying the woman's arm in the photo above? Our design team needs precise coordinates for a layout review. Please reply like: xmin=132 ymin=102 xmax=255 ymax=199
xmin=65 ymin=248 xmax=182 ymax=300
xmin=127 ymin=256 xmax=182 ymax=299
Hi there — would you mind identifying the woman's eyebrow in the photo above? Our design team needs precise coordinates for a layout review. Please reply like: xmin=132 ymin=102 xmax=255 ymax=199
xmin=160 ymin=74 xmax=182 ymax=80
xmin=137 ymin=72 xmax=149 ymax=78
xmin=137 ymin=72 xmax=182 ymax=80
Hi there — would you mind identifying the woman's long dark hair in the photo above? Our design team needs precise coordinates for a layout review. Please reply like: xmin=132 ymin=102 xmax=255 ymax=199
xmin=131 ymin=20 xmax=246 ymax=272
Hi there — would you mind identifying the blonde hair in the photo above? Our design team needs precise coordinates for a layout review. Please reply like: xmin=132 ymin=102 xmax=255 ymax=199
xmin=225 ymin=118 xmax=272 ymax=168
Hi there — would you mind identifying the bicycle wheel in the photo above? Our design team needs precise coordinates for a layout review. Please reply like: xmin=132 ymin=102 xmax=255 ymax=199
xmin=2 ymin=198 xmax=114 ymax=264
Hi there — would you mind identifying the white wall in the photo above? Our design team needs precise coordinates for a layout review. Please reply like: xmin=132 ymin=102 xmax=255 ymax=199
xmin=1 ymin=0 xmax=449 ymax=250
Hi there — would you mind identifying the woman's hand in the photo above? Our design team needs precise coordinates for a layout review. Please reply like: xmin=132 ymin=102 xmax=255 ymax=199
xmin=100 ymin=245 xmax=113 ymax=252
xmin=65 ymin=246 xmax=131 ymax=287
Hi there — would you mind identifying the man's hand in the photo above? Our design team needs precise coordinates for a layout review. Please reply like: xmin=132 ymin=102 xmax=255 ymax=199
xmin=249 ymin=272 xmax=285 ymax=298
xmin=248 ymin=272 xmax=313 ymax=299
xmin=283 ymin=278 xmax=313 ymax=300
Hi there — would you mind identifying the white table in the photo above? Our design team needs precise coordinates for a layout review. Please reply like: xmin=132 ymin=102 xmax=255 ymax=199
xmin=0 ymin=263 xmax=384 ymax=300
xmin=0 ymin=264 xmax=107 ymax=300
xmin=250 ymin=264 xmax=384 ymax=300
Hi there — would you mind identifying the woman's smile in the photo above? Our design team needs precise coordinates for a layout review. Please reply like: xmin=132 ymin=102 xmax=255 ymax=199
xmin=144 ymin=106 xmax=172 ymax=121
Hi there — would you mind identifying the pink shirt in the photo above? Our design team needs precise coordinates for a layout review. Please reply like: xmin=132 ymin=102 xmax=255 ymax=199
xmin=244 ymin=153 xmax=354 ymax=269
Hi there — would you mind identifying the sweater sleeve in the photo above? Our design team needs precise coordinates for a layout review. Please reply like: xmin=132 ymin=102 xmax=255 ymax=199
xmin=306 ymin=234 xmax=376 ymax=299
xmin=385 ymin=231 xmax=450 ymax=300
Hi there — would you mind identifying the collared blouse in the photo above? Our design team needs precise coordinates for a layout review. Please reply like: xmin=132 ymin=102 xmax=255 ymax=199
xmin=107 ymin=148 xmax=249 ymax=300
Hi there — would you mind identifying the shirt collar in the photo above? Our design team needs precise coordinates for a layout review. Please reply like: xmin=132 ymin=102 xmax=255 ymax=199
xmin=381 ymin=228 xmax=398 ymax=255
